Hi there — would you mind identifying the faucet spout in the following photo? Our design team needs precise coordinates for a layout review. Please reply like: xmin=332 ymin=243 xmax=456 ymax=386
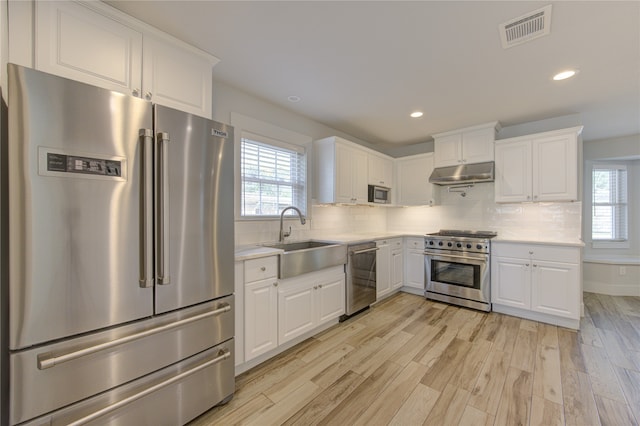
xmin=279 ymin=206 xmax=306 ymax=242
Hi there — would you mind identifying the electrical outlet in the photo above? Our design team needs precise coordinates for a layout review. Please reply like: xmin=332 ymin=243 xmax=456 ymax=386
xmin=619 ymin=266 xmax=626 ymax=276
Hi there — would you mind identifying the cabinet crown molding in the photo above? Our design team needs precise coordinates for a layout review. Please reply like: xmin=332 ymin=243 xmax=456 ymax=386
xmin=431 ymin=121 xmax=501 ymax=139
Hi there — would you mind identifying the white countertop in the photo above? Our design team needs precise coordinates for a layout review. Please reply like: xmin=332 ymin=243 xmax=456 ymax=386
xmin=235 ymin=231 xmax=585 ymax=260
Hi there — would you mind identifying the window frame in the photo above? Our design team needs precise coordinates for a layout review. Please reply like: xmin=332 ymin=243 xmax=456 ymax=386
xmin=590 ymin=162 xmax=629 ymax=248
xmin=240 ymin=132 xmax=307 ymax=219
xmin=231 ymin=113 xmax=312 ymax=221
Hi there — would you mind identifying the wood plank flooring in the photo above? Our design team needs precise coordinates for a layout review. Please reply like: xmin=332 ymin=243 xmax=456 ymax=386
xmin=190 ymin=292 xmax=640 ymax=426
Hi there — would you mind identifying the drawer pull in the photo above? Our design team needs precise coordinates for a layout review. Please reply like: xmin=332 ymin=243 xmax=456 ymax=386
xmin=66 ymin=348 xmax=231 ymax=426
xmin=37 ymin=303 xmax=231 ymax=370
xmin=260 ymin=266 xmax=266 ymax=271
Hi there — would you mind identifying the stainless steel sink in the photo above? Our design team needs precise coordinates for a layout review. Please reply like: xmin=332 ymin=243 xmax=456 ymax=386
xmin=262 ymin=240 xmax=347 ymax=279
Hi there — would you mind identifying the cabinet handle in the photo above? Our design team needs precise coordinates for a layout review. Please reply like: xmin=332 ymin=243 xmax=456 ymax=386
xmin=314 ymin=286 xmax=318 ymax=290
xmin=132 ymin=88 xmax=141 ymax=97
xmin=527 ymin=196 xmax=531 ymax=200
xmin=529 ymin=251 xmax=533 ymax=255
xmin=318 ymin=284 xmax=323 ymax=289
xmin=260 ymin=266 xmax=266 ymax=271
xmin=144 ymin=91 xmax=153 ymax=101
xmin=525 ymin=263 xmax=530 ymax=267
xmin=533 ymin=195 xmax=538 ymax=200
xmin=533 ymin=264 xmax=537 ymax=267
xmin=273 ymin=282 xmax=278 ymax=287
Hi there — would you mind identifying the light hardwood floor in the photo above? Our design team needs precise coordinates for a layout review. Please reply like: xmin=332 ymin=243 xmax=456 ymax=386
xmin=190 ymin=292 xmax=640 ymax=426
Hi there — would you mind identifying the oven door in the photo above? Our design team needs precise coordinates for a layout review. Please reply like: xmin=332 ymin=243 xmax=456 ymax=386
xmin=425 ymin=250 xmax=490 ymax=304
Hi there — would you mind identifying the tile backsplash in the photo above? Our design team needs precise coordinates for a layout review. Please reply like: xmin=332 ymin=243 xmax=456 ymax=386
xmin=235 ymin=184 xmax=582 ymax=245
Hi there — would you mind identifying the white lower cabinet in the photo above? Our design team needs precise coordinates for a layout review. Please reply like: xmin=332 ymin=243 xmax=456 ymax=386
xmin=376 ymin=238 xmax=403 ymax=299
xmin=243 ymin=256 xmax=279 ymax=362
xmin=404 ymin=238 xmax=425 ymax=292
xmin=491 ymin=242 xmax=581 ymax=328
xmin=391 ymin=247 xmax=404 ymax=290
xmin=278 ymin=267 xmax=345 ymax=345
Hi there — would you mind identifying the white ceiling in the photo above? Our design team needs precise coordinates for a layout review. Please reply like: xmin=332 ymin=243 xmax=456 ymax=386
xmin=105 ymin=1 xmax=640 ymax=147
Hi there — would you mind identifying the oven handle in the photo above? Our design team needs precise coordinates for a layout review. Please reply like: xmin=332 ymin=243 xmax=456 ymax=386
xmin=423 ymin=251 xmax=488 ymax=261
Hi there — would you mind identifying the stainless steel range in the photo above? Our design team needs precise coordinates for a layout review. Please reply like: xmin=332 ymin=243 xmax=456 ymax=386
xmin=424 ymin=230 xmax=497 ymax=312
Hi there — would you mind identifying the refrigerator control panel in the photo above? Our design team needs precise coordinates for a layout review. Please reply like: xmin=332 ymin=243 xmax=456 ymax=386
xmin=38 ymin=147 xmax=127 ymax=181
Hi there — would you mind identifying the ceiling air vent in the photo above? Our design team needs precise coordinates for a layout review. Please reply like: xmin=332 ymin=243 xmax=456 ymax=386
xmin=499 ymin=5 xmax=552 ymax=49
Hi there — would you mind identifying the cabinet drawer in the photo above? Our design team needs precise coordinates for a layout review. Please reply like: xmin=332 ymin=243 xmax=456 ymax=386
xmin=389 ymin=238 xmax=403 ymax=249
xmin=405 ymin=237 xmax=424 ymax=250
xmin=244 ymin=256 xmax=278 ymax=283
xmin=493 ymin=242 xmax=580 ymax=263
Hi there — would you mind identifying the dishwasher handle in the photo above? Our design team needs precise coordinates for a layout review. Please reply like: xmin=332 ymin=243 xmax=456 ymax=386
xmin=350 ymin=247 xmax=380 ymax=256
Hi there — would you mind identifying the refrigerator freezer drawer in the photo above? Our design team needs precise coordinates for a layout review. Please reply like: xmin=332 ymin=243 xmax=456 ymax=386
xmin=24 ymin=340 xmax=234 ymax=426
xmin=10 ymin=296 xmax=233 ymax=425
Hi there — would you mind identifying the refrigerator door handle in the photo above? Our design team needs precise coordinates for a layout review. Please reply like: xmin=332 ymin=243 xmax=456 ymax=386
xmin=37 ymin=302 xmax=232 ymax=370
xmin=139 ymin=129 xmax=154 ymax=288
xmin=156 ymin=131 xmax=171 ymax=285
xmin=64 ymin=348 xmax=231 ymax=426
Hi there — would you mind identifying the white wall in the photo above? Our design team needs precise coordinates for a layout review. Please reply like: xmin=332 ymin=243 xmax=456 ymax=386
xmin=581 ymin=134 xmax=640 ymax=296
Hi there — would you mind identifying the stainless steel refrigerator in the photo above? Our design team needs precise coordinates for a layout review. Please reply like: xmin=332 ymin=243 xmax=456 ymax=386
xmin=4 ymin=64 xmax=235 ymax=425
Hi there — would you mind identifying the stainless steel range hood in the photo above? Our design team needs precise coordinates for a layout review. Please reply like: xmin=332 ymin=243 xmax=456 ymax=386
xmin=428 ymin=161 xmax=495 ymax=185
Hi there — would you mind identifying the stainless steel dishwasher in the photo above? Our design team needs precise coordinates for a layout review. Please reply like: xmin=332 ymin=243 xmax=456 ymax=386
xmin=341 ymin=241 xmax=378 ymax=320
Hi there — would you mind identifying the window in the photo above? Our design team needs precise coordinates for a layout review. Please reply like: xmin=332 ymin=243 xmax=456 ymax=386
xmin=592 ymin=164 xmax=628 ymax=241
xmin=240 ymin=133 xmax=306 ymax=217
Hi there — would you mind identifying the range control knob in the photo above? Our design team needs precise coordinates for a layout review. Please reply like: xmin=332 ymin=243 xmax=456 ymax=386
xmin=466 ymin=243 xmax=472 ymax=249
xmin=456 ymin=243 xmax=462 ymax=248
xmin=476 ymin=244 xmax=483 ymax=250
xmin=438 ymin=241 xmax=444 ymax=246
xmin=429 ymin=241 xmax=434 ymax=245
xmin=447 ymin=242 xmax=453 ymax=247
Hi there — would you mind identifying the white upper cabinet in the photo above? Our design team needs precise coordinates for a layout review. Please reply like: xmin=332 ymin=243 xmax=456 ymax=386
xmin=433 ymin=122 xmax=499 ymax=167
xmin=34 ymin=1 xmax=217 ymax=118
xmin=495 ymin=126 xmax=582 ymax=203
xmin=36 ymin=1 xmax=143 ymax=93
xmin=315 ymin=136 xmax=369 ymax=204
xmin=368 ymin=153 xmax=394 ymax=188
xmin=395 ymin=153 xmax=436 ymax=206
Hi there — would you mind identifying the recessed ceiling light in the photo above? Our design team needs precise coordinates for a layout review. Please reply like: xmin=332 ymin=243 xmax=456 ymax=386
xmin=553 ymin=70 xmax=577 ymax=81
xmin=410 ymin=111 xmax=423 ymax=118
xmin=287 ymin=95 xmax=301 ymax=103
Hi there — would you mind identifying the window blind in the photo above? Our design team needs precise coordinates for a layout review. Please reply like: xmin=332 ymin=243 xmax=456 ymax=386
xmin=241 ymin=136 xmax=306 ymax=217
xmin=592 ymin=164 xmax=628 ymax=241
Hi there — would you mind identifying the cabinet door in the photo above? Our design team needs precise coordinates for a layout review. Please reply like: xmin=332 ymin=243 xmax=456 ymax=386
xmin=492 ymin=257 xmax=530 ymax=309
xmin=368 ymin=154 xmax=394 ymax=188
xmin=376 ymin=242 xmax=391 ymax=298
xmin=317 ymin=275 xmax=345 ymax=324
xmin=335 ymin=144 xmax=355 ymax=203
xmin=396 ymin=154 xmax=435 ymax=206
xmin=531 ymin=261 xmax=579 ymax=319
xmin=532 ymin=134 xmax=577 ymax=201
xmin=405 ymin=250 xmax=425 ymax=289
xmin=142 ymin=34 xmax=215 ymax=118
xmin=278 ymin=281 xmax=315 ymax=344
xmin=434 ymin=134 xmax=462 ymax=167
xmin=495 ymin=140 xmax=532 ymax=203
xmin=245 ymin=279 xmax=278 ymax=361
xmin=391 ymin=248 xmax=404 ymax=290
xmin=462 ymin=127 xmax=495 ymax=164
xmin=36 ymin=1 xmax=142 ymax=95
xmin=352 ymin=148 xmax=369 ymax=202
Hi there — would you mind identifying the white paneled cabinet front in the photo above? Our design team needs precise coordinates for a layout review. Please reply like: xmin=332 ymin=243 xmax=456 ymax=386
xmin=391 ymin=246 xmax=404 ymax=290
xmin=495 ymin=127 xmax=582 ymax=203
xmin=433 ymin=123 xmax=498 ymax=168
xmin=395 ymin=153 xmax=436 ymax=206
xmin=377 ymin=238 xmax=402 ymax=298
xmin=404 ymin=238 xmax=425 ymax=291
xmin=491 ymin=242 xmax=581 ymax=328
xmin=368 ymin=153 xmax=394 ymax=188
xmin=278 ymin=267 xmax=345 ymax=345
xmin=315 ymin=137 xmax=368 ymax=204
xmin=35 ymin=1 xmax=216 ymax=118
xmin=243 ymin=255 xmax=279 ymax=362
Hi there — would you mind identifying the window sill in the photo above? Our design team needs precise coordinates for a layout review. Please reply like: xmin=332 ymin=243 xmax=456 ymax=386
xmin=591 ymin=240 xmax=630 ymax=249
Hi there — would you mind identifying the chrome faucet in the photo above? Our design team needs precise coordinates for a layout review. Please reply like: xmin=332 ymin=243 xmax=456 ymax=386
xmin=279 ymin=206 xmax=306 ymax=242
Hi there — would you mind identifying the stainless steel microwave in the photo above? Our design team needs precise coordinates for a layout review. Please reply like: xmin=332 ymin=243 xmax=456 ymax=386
xmin=368 ymin=185 xmax=391 ymax=204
